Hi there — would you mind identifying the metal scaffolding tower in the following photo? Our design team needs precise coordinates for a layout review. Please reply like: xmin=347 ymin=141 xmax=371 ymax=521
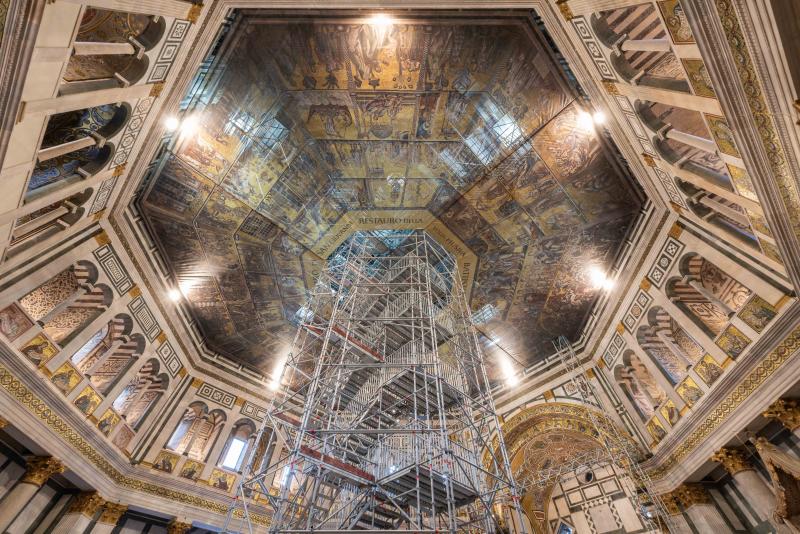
xmin=516 ymin=337 xmax=672 ymax=532
xmin=225 ymin=230 xmax=527 ymax=533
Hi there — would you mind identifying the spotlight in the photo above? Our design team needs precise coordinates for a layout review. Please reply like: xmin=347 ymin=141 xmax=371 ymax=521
xmin=500 ymin=356 xmax=519 ymax=387
xmin=168 ymin=288 xmax=181 ymax=302
xmin=369 ymin=13 xmax=393 ymax=26
xmin=179 ymin=279 xmax=197 ymax=295
xmin=268 ymin=379 xmax=281 ymax=391
xmin=179 ymin=115 xmax=200 ymax=137
xmin=592 ymin=110 xmax=606 ymax=125
xmin=588 ymin=266 xmax=615 ymax=291
xmin=576 ymin=110 xmax=594 ymax=133
xmin=164 ymin=116 xmax=180 ymax=131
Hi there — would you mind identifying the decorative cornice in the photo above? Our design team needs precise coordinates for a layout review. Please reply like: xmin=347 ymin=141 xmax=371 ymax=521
xmin=21 ymin=456 xmax=64 ymax=486
xmin=0 ymin=1 xmax=46 ymax=167
xmin=711 ymin=447 xmax=753 ymax=476
xmin=685 ymin=0 xmax=800 ymax=285
xmin=646 ymin=318 xmax=800 ymax=480
xmin=0 ymin=362 xmax=270 ymax=526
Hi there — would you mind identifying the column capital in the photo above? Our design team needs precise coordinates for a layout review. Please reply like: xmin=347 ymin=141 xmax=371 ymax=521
xmin=676 ymin=484 xmax=712 ymax=507
xmin=763 ymin=399 xmax=800 ymax=431
xmin=21 ymin=456 xmax=64 ymax=486
xmin=0 ymin=417 xmax=8 ymax=429
xmin=711 ymin=447 xmax=753 ymax=476
xmin=167 ymin=519 xmax=192 ymax=534
xmin=659 ymin=490 xmax=683 ymax=515
xmin=67 ymin=491 xmax=105 ymax=517
xmin=98 ymin=502 xmax=127 ymax=524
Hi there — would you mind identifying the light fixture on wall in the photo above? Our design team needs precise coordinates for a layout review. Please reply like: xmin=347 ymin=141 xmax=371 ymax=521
xmin=168 ymin=288 xmax=181 ymax=302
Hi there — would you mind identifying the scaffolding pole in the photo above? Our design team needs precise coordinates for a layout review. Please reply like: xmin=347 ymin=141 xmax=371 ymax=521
xmin=224 ymin=231 xmax=528 ymax=533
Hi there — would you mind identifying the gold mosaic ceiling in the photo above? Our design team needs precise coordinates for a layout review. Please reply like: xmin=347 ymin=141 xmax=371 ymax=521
xmin=140 ymin=11 xmax=643 ymax=375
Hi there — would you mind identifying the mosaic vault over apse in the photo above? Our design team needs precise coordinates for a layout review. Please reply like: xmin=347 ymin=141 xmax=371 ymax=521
xmin=139 ymin=10 xmax=643 ymax=377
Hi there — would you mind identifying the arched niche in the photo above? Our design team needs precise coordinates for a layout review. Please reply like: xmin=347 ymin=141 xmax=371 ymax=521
xmin=615 ymin=349 xmax=668 ymax=422
xmin=498 ymin=402 xmax=644 ymax=534
xmin=30 ymin=104 xmax=128 ymax=196
xmin=635 ymin=323 xmax=687 ymax=385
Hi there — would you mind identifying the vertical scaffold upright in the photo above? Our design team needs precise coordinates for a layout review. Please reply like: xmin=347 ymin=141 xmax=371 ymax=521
xmin=225 ymin=230 xmax=528 ymax=533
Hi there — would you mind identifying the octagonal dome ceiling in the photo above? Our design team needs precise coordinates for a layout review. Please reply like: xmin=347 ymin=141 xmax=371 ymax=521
xmin=139 ymin=10 xmax=643 ymax=376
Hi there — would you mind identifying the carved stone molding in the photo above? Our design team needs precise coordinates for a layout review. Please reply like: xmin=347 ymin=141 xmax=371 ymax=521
xmin=711 ymin=447 xmax=753 ymax=476
xmin=0 ymin=357 xmax=271 ymax=526
xmin=763 ymin=399 xmax=800 ymax=431
xmin=0 ymin=0 xmax=46 ymax=167
xmin=21 ymin=456 xmax=64 ymax=486
xmin=681 ymin=0 xmax=800 ymax=287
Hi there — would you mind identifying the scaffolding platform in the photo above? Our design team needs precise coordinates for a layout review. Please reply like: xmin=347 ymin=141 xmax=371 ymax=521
xmin=224 ymin=231 xmax=526 ymax=533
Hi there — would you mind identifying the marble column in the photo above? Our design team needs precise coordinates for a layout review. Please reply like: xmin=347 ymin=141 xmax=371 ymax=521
xmin=89 ymin=502 xmax=127 ymax=533
xmin=660 ymin=490 xmax=692 ymax=534
xmin=676 ymin=484 xmax=732 ymax=533
xmin=199 ymin=420 xmax=232 ymax=480
xmin=712 ymin=447 xmax=789 ymax=532
xmin=167 ymin=519 xmax=193 ymax=534
xmin=763 ymin=399 xmax=800 ymax=437
xmin=50 ymin=492 xmax=105 ymax=534
xmin=0 ymin=457 xmax=64 ymax=531
xmin=613 ymin=82 xmax=723 ymax=115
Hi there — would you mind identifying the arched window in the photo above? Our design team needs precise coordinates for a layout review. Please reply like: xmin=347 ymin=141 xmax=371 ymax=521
xmin=666 ymin=275 xmax=733 ymax=338
xmin=165 ymin=402 xmax=226 ymax=461
xmin=112 ymin=358 xmax=167 ymax=429
xmin=592 ymin=4 xmax=690 ymax=92
xmin=90 ymin=333 xmax=146 ymax=395
xmin=219 ymin=419 xmax=256 ymax=472
xmin=679 ymin=254 xmax=752 ymax=313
